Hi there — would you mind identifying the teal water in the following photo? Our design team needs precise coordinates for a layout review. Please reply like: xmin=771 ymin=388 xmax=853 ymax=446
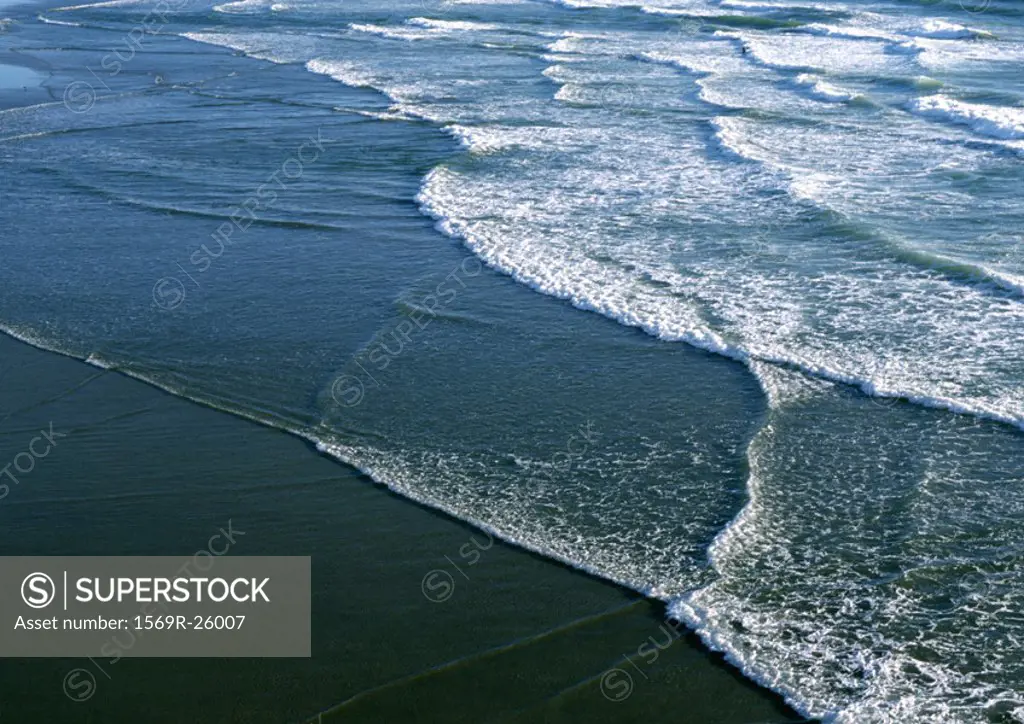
xmin=1 ymin=0 xmax=1023 ymax=720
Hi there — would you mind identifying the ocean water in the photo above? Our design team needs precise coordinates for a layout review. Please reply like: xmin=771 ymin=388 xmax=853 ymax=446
xmin=1 ymin=0 xmax=1023 ymax=720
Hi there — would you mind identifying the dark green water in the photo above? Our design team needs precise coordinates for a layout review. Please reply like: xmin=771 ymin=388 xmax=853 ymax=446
xmin=0 ymin=335 xmax=804 ymax=723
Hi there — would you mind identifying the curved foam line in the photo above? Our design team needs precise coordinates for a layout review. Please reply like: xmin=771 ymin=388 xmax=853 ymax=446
xmin=180 ymin=24 xmax=1024 ymax=434
xmin=908 ymin=95 xmax=1024 ymax=142
xmin=51 ymin=0 xmax=141 ymax=10
xmin=37 ymin=14 xmax=82 ymax=25
xmin=793 ymin=73 xmax=859 ymax=103
xmin=418 ymin=173 xmax=1024 ymax=433
xmin=15 ymin=24 xmax=1024 ymax=722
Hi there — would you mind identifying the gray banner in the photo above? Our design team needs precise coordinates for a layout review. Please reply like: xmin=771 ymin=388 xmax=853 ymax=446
xmin=0 ymin=557 xmax=310 ymax=657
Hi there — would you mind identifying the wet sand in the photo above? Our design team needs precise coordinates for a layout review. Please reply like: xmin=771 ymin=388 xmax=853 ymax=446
xmin=0 ymin=333 xmax=806 ymax=723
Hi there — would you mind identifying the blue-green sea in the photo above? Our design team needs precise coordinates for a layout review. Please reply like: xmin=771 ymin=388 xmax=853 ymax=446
xmin=1 ymin=0 xmax=1023 ymax=719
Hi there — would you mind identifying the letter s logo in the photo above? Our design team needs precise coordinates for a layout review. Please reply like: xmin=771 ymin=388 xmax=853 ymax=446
xmin=21 ymin=572 xmax=55 ymax=609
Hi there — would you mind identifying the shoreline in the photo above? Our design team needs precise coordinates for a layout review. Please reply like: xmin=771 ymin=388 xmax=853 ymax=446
xmin=1 ymin=0 xmax=1022 ymax=717
xmin=0 ymin=54 xmax=45 ymax=89
xmin=0 ymin=9 xmax=53 ymax=107
xmin=0 ymin=5 xmax=809 ymax=719
xmin=0 ymin=329 xmax=808 ymax=723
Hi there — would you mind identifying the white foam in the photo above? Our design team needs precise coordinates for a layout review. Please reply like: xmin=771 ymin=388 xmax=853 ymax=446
xmin=717 ymin=30 xmax=902 ymax=75
xmin=794 ymin=73 xmax=858 ymax=103
xmin=188 ymin=15 xmax=1024 ymax=443
xmin=213 ymin=0 xmax=269 ymax=13
xmin=349 ymin=17 xmax=507 ymax=41
xmin=0 ymin=131 xmax=61 ymax=143
xmin=889 ymin=39 xmax=925 ymax=56
xmin=670 ymin=358 xmax=1024 ymax=722
xmin=718 ymin=0 xmax=835 ymax=9
xmin=640 ymin=50 xmax=697 ymax=72
xmin=348 ymin=22 xmax=435 ymax=41
xmin=407 ymin=17 xmax=502 ymax=31
xmin=417 ymin=105 xmax=1024 ymax=434
xmin=0 ymin=99 xmax=67 ymax=118
xmin=908 ymin=37 xmax=1024 ymax=69
xmin=306 ymin=58 xmax=380 ymax=89
xmin=179 ymin=31 xmax=318 ymax=64
xmin=311 ymin=439 xmax=667 ymax=601
xmin=904 ymin=19 xmax=992 ymax=40
xmin=50 ymin=0 xmax=139 ymax=10
xmin=908 ymin=95 xmax=1024 ymax=141
xmin=794 ymin=19 xmax=997 ymax=69
xmin=166 ymin=14 xmax=1024 ymax=720
xmin=542 ymin=30 xmax=616 ymax=58
xmin=339 ymin=107 xmax=417 ymax=122
xmin=544 ymin=0 xmax=614 ymax=7
xmin=799 ymin=23 xmax=897 ymax=43
xmin=446 ymin=124 xmax=585 ymax=153
xmin=305 ymin=58 xmax=446 ymax=120
xmin=37 ymin=14 xmax=82 ymax=26
xmin=641 ymin=41 xmax=756 ymax=77
xmin=638 ymin=5 xmax=710 ymax=18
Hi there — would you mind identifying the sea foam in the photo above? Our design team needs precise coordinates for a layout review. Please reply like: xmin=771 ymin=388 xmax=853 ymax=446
xmin=909 ymin=95 xmax=1024 ymax=141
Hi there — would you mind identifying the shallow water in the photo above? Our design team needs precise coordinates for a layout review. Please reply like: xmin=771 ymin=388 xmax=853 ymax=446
xmin=1 ymin=0 xmax=1023 ymax=720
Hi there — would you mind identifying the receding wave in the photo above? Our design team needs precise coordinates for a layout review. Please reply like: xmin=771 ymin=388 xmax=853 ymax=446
xmin=100 ymin=9 xmax=1024 ymax=724
xmin=178 ymin=22 xmax=1024 ymax=435
xmin=416 ymin=164 xmax=1024 ymax=433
